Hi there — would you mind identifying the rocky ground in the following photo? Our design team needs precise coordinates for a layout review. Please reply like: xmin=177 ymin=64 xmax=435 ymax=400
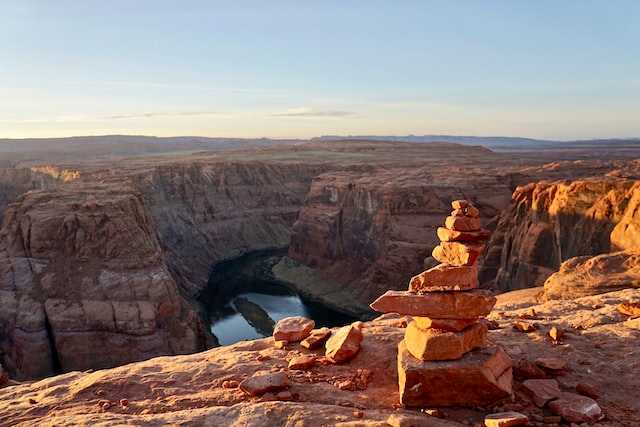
xmin=1 ymin=286 xmax=638 ymax=427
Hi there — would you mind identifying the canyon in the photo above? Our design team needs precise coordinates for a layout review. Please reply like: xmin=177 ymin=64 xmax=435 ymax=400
xmin=0 ymin=137 xmax=639 ymax=388
xmin=0 ymin=140 xmax=640 ymax=379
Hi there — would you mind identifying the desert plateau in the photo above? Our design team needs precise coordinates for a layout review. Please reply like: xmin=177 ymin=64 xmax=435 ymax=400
xmin=1 ymin=136 xmax=640 ymax=426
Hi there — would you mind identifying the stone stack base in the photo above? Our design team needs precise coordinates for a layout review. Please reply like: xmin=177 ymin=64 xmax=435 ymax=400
xmin=398 ymin=341 xmax=513 ymax=407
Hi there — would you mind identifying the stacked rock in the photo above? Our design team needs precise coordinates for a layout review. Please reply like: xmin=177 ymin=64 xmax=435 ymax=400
xmin=371 ymin=199 xmax=513 ymax=407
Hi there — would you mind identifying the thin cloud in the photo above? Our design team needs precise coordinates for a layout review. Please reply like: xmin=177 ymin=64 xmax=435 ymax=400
xmin=98 ymin=111 xmax=224 ymax=120
xmin=268 ymin=108 xmax=363 ymax=119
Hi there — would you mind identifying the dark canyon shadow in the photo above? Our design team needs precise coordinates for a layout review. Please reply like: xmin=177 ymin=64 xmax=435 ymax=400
xmin=197 ymin=248 xmax=356 ymax=346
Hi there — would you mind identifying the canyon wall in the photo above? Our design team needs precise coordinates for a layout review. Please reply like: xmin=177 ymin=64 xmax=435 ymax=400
xmin=130 ymin=161 xmax=334 ymax=295
xmin=279 ymin=167 xmax=516 ymax=316
xmin=0 ymin=180 xmax=203 ymax=380
xmin=0 ymin=157 xmax=338 ymax=379
xmin=0 ymin=167 xmax=68 ymax=224
xmin=2 ymin=141 xmax=639 ymax=380
xmin=485 ymin=179 xmax=640 ymax=292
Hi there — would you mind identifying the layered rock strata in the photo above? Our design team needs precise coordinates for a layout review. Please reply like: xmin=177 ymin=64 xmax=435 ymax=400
xmin=484 ymin=180 xmax=640 ymax=292
xmin=371 ymin=200 xmax=512 ymax=407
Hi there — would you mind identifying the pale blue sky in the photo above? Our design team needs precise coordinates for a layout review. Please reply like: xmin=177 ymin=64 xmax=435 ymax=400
xmin=1 ymin=1 xmax=638 ymax=140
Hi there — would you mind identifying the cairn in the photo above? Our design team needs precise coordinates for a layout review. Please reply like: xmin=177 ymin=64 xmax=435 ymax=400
xmin=371 ymin=200 xmax=513 ymax=407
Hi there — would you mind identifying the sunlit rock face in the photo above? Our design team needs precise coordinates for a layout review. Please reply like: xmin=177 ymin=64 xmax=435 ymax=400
xmin=485 ymin=180 xmax=640 ymax=293
xmin=286 ymin=169 xmax=514 ymax=313
xmin=2 ymin=140 xmax=639 ymax=381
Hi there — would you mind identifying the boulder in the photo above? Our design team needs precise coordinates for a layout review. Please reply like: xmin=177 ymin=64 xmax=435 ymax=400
xmin=444 ymin=216 xmax=482 ymax=232
xmin=239 ymin=371 xmax=289 ymax=396
xmin=540 ymin=249 xmax=640 ymax=301
xmin=548 ymin=392 xmax=604 ymax=424
xmin=404 ymin=321 xmax=487 ymax=361
xmin=535 ymin=357 xmax=567 ymax=376
xmin=522 ymin=378 xmax=562 ymax=408
xmin=431 ymin=241 xmax=486 ymax=266
xmin=409 ymin=264 xmax=479 ymax=293
xmin=325 ymin=322 xmax=364 ymax=363
xmin=288 ymin=355 xmax=316 ymax=370
xmin=513 ymin=357 xmax=546 ymax=380
xmin=273 ymin=316 xmax=315 ymax=343
xmin=397 ymin=342 xmax=512 ymax=407
xmin=300 ymin=327 xmax=331 ymax=349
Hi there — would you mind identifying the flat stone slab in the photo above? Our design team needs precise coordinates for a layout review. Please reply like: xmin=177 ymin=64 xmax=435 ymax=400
xmin=300 ymin=327 xmax=331 ymax=349
xmin=398 ymin=341 xmax=513 ymax=407
xmin=413 ymin=316 xmax=478 ymax=332
xmin=239 ymin=371 xmax=289 ymax=396
xmin=549 ymin=392 xmax=604 ymax=424
xmin=325 ymin=322 xmax=363 ymax=363
xmin=405 ymin=321 xmax=487 ymax=361
xmin=484 ymin=411 xmax=529 ymax=427
xmin=273 ymin=316 xmax=315 ymax=342
xmin=409 ymin=264 xmax=479 ymax=293
xmin=432 ymin=241 xmax=485 ymax=267
xmin=437 ymin=227 xmax=491 ymax=243
xmin=522 ymin=378 xmax=562 ymax=408
xmin=371 ymin=289 xmax=496 ymax=319
xmin=444 ymin=215 xmax=482 ymax=232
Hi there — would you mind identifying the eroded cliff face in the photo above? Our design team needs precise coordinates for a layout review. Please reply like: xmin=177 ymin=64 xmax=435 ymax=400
xmin=486 ymin=180 xmax=640 ymax=292
xmin=281 ymin=167 xmax=515 ymax=315
xmin=130 ymin=161 xmax=333 ymax=294
xmin=0 ymin=180 xmax=203 ymax=380
xmin=2 ymin=141 xmax=638 ymax=380
xmin=0 ymin=168 xmax=67 ymax=224
xmin=0 ymin=158 xmax=337 ymax=379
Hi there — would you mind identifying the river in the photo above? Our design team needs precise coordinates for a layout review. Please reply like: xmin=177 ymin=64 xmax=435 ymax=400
xmin=198 ymin=249 xmax=356 ymax=346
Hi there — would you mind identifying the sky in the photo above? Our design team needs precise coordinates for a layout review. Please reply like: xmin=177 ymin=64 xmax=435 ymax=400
xmin=1 ymin=1 xmax=639 ymax=140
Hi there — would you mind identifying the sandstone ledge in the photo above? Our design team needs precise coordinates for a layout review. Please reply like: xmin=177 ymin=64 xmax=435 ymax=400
xmin=1 ymin=289 xmax=640 ymax=426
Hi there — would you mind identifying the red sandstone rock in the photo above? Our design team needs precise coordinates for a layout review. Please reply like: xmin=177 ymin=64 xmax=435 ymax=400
xmin=465 ymin=203 xmax=480 ymax=218
xmin=397 ymin=342 xmax=513 ymax=407
xmin=409 ymin=264 xmax=479 ymax=292
xmin=239 ymin=371 xmax=289 ymax=396
xmin=484 ymin=411 xmax=529 ymax=427
xmin=535 ymin=357 xmax=567 ymax=376
xmin=436 ymin=227 xmax=491 ymax=242
xmin=549 ymin=326 xmax=565 ymax=342
xmin=576 ymin=381 xmax=600 ymax=399
xmin=404 ymin=322 xmax=487 ymax=361
xmin=412 ymin=316 xmax=478 ymax=332
xmin=300 ymin=327 xmax=331 ymax=349
xmin=444 ymin=215 xmax=482 ymax=232
xmin=540 ymin=249 xmax=640 ymax=302
xmin=522 ymin=378 xmax=562 ymax=408
xmin=325 ymin=322 xmax=364 ymax=364
xmin=618 ymin=301 xmax=640 ymax=318
xmin=513 ymin=357 xmax=546 ymax=380
xmin=548 ymin=392 xmax=604 ymax=424
xmin=288 ymin=355 xmax=316 ymax=370
xmin=370 ymin=289 xmax=496 ymax=319
xmin=431 ymin=241 xmax=485 ymax=266
xmin=451 ymin=200 xmax=469 ymax=209
xmin=488 ymin=181 xmax=640 ymax=294
xmin=273 ymin=316 xmax=315 ymax=343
